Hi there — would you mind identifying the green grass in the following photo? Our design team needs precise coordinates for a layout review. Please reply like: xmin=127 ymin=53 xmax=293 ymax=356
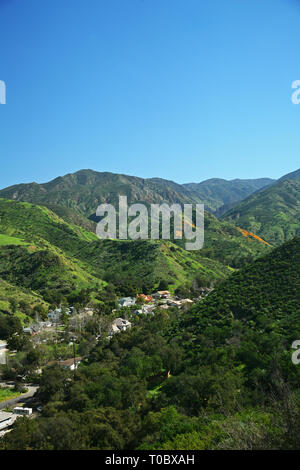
xmin=0 ymin=234 xmax=27 ymax=246
xmin=0 ymin=388 xmax=26 ymax=403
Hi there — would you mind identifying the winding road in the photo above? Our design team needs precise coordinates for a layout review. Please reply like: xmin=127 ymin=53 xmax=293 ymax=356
xmin=0 ymin=385 xmax=38 ymax=410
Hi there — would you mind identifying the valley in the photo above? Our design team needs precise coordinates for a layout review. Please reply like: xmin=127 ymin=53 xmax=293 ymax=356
xmin=0 ymin=167 xmax=299 ymax=450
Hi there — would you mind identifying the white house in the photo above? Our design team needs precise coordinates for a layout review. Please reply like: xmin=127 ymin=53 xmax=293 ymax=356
xmin=109 ymin=318 xmax=132 ymax=336
xmin=118 ymin=297 xmax=136 ymax=309
xmin=134 ymin=305 xmax=155 ymax=315
xmin=13 ymin=407 xmax=32 ymax=416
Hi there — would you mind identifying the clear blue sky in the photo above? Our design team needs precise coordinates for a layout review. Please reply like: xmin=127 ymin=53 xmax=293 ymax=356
xmin=0 ymin=0 xmax=299 ymax=188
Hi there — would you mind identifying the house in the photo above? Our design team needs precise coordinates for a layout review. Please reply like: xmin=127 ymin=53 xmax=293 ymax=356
xmin=134 ymin=304 xmax=155 ymax=315
xmin=152 ymin=290 xmax=171 ymax=299
xmin=23 ymin=326 xmax=33 ymax=335
xmin=13 ymin=407 xmax=32 ymax=416
xmin=48 ymin=357 xmax=82 ymax=371
xmin=118 ymin=297 xmax=136 ymax=309
xmin=136 ymin=294 xmax=153 ymax=303
xmin=48 ymin=307 xmax=73 ymax=322
xmin=23 ymin=323 xmax=42 ymax=335
xmin=59 ymin=357 xmax=82 ymax=371
xmin=0 ymin=411 xmax=13 ymax=431
xmin=109 ymin=318 xmax=132 ymax=336
xmin=48 ymin=308 xmax=62 ymax=322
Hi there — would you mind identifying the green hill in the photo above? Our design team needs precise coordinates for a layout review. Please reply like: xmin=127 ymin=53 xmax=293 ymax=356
xmin=0 ymin=169 xmax=272 ymax=268
xmin=0 ymin=169 xmax=274 ymax=219
xmin=0 ymin=198 xmax=237 ymax=300
xmin=184 ymin=177 xmax=274 ymax=215
xmin=3 ymin=238 xmax=299 ymax=450
xmin=0 ymin=169 xmax=198 ymax=220
xmin=0 ymin=278 xmax=48 ymax=323
xmin=222 ymin=178 xmax=300 ymax=246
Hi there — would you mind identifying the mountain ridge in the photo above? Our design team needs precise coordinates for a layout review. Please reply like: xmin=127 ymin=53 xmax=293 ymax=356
xmin=0 ymin=169 xmax=275 ymax=217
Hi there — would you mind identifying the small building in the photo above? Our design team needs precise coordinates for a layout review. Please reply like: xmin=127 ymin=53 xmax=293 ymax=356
xmin=167 ymin=300 xmax=183 ymax=308
xmin=134 ymin=304 xmax=155 ymax=315
xmin=152 ymin=290 xmax=171 ymax=299
xmin=48 ymin=308 xmax=62 ymax=322
xmin=0 ymin=411 xmax=13 ymax=431
xmin=23 ymin=326 xmax=33 ymax=335
xmin=13 ymin=407 xmax=32 ymax=416
xmin=109 ymin=318 xmax=132 ymax=336
xmin=118 ymin=297 xmax=136 ymax=309
xmin=48 ymin=307 xmax=73 ymax=322
xmin=59 ymin=357 xmax=82 ymax=371
xmin=47 ymin=357 xmax=82 ymax=371
xmin=136 ymin=294 xmax=153 ymax=303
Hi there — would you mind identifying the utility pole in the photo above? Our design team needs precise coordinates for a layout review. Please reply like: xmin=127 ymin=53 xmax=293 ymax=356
xmin=73 ymin=341 xmax=76 ymax=371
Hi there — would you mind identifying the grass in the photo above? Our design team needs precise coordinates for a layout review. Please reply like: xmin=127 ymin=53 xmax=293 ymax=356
xmin=0 ymin=233 xmax=27 ymax=246
xmin=0 ymin=387 xmax=27 ymax=403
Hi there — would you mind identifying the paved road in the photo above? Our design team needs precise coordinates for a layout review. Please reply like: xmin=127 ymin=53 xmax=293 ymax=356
xmin=0 ymin=385 xmax=38 ymax=410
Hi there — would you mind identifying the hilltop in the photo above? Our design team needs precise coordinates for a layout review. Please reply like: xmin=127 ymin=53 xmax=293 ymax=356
xmin=0 ymin=169 xmax=274 ymax=217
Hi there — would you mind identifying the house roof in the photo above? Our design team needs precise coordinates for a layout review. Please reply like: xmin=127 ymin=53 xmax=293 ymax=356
xmin=0 ymin=411 xmax=12 ymax=423
xmin=113 ymin=318 xmax=131 ymax=327
xmin=48 ymin=357 xmax=82 ymax=367
xmin=137 ymin=294 xmax=153 ymax=301
xmin=60 ymin=357 xmax=82 ymax=367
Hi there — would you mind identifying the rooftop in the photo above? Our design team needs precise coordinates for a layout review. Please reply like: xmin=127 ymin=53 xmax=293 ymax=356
xmin=0 ymin=411 xmax=12 ymax=423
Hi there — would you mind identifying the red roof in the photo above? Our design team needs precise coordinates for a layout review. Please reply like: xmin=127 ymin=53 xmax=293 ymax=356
xmin=137 ymin=294 xmax=152 ymax=302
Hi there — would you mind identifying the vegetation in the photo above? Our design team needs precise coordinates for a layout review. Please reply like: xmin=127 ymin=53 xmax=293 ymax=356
xmin=1 ymin=238 xmax=300 ymax=449
xmin=0 ymin=387 xmax=26 ymax=403
xmin=0 ymin=197 xmax=268 ymax=305
xmin=184 ymin=177 xmax=274 ymax=215
xmin=223 ymin=178 xmax=300 ymax=246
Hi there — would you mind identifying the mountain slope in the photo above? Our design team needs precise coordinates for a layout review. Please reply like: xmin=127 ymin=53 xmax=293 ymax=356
xmin=0 ymin=170 xmax=274 ymax=219
xmin=183 ymin=177 xmax=274 ymax=214
xmin=0 ymin=170 xmax=272 ymax=268
xmin=0 ymin=198 xmax=237 ymax=298
xmin=222 ymin=178 xmax=300 ymax=246
xmin=0 ymin=278 xmax=48 ymax=322
xmin=0 ymin=169 xmax=198 ymax=221
xmin=279 ymin=168 xmax=300 ymax=182
xmin=4 ymin=237 xmax=298 ymax=450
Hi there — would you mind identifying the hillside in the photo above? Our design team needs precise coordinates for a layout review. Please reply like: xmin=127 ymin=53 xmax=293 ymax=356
xmin=0 ymin=169 xmax=198 ymax=221
xmin=3 ymin=238 xmax=299 ymax=450
xmin=0 ymin=278 xmax=48 ymax=323
xmin=186 ymin=236 xmax=300 ymax=329
xmin=279 ymin=168 xmax=300 ymax=181
xmin=222 ymin=178 xmax=300 ymax=246
xmin=0 ymin=169 xmax=272 ymax=269
xmin=0 ymin=199 xmax=238 ymax=300
xmin=183 ymin=177 xmax=274 ymax=215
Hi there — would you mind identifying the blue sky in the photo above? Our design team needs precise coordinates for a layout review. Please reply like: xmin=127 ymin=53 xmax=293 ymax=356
xmin=0 ymin=0 xmax=299 ymax=188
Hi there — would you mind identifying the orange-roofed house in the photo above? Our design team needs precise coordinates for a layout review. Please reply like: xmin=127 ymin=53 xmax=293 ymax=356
xmin=137 ymin=294 xmax=153 ymax=303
